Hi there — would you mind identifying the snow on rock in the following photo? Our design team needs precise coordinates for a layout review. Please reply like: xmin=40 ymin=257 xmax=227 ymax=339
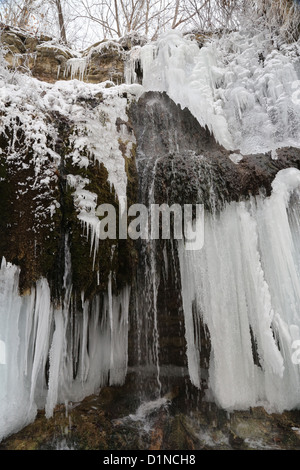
xmin=126 ymin=28 xmax=300 ymax=154
xmin=126 ymin=30 xmax=234 ymax=149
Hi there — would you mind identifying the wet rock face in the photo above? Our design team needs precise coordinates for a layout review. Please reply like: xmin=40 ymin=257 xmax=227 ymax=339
xmin=130 ymin=91 xmax=300 ymax=211
xmin=128 ymin=90 xmax=300 ymax=397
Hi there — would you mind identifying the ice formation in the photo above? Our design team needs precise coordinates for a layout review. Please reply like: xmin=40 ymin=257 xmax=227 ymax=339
xmin=125 ymin=30 xmax=234 ymax=149
xmin=0 ymin=257 xmax=130 ymax=441
xmin=126 ymin=29 xmax=300 ymax=154
xmin=64 ymin=58 xmax=89 ymax=81
xmin=178 ymin=168 xmax=300 ymax=412
xmin=63 ymin=41 xmax=124 ymax=83
xmin=0 ymin=63 xmax=138 ymax=441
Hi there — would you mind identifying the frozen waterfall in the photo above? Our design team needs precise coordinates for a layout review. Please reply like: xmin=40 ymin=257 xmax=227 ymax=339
xmin=179 ymin=168 xmax=300 ymax=412
xmin=2 ymin=25 xmax=300 ymax=443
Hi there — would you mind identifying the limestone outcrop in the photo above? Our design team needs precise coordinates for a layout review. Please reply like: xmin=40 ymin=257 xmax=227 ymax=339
xmin=0 ymin=24 xmax=130 ymax=84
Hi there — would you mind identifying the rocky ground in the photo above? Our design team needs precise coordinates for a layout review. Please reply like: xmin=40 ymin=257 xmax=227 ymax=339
xmin=1 ymin=374 xmax=300 ymax=451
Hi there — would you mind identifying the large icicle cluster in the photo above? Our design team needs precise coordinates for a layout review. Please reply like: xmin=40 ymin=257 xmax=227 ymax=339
xmin=0 ymin=257 xmax=130 ymax=441
xmin=125 ymin=30 xmax=234 ymax=149
xmin=178 ymin=168 xmax=300 ymax=412
xmin=217 ymin=31 xmax=300 ymax=154
xmin=126 ymin=31 xmax=300 ymax=411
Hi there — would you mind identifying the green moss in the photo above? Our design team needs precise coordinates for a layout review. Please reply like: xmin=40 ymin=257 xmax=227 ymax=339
xmin=0 ymin=122 xmax=63 ymax=295
xmin=61 ymin=129 xmax=139 ymax=300
xmin=64 ymin=159 xmax=119 ymax=298
xmin=0 ymin=100 xmax=139 ymax=302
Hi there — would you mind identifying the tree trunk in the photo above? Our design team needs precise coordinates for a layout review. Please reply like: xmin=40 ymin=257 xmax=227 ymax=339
xmin=55 ymin=0 xmax=67 ymax=44
xmin=18 ymin=0 xmax=35 ymax=28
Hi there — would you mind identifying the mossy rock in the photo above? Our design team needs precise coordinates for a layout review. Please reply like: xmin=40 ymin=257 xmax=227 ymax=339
xmin=0 ymin=87 xmax=139 ymax=300
xmin=0 ymin=118 xmax=62 ymax=294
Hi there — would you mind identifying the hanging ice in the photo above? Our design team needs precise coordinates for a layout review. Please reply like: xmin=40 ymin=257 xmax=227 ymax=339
xmin=64 ymin=58 xmax=88 ymax=81
xmin=126 ymin=30 xmax=233 ymax=149
xmin=0 ymin=340 xmax=6 ymax=365
xmin=0 ymin=257 xmax=130 ymax=441
xmin=126 ymin=29 xmax=300 ymax=153
xmin=179 ymin=168 xmax=300 ymax=412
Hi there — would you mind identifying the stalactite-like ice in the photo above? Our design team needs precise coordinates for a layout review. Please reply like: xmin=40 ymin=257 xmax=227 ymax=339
xmin=64 ymin=58 xmax=88 ymax=81
xmin=179 ymin=168 xmax=300 ymax=412
xmin=0 ymin=258 xmax=130 ymax=440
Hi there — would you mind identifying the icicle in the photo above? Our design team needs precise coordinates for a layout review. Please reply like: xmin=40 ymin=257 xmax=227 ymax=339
xmin=64 ymin=58 xmax=88 ymax=81
xmin=0 ymin=250 xmax=131 ymax=441
xmin=179 ymin=168 xmax=300 ymax=412
xmin=124 ymin=47 xmax=142 ymax=84
xmin=107 ymin=272 xmax=114 ymax=374
xmin=45 ymin=309 xmax=64 ymax=419
xmin=108 ymin=284 xmax=130 ymax=385
xmin=0 ymin=260 xmax=53 ymax=440
xmin=28 ymin=279 xmax=53 ymax=411
xmin=0 ymin=340 xmax=6 ymax=365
